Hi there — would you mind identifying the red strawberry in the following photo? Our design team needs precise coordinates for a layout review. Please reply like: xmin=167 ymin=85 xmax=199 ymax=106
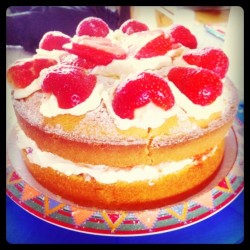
xmin=182 ymin=47 xmax=229 ymax=79
xmin=112 ymin=72 xmax=175 ymax=119
xmin=120 ymin=19 xmax=149 ymax=35
xmin=76 ymin=17 xmax=110 ymax=37
xmin=63 ymin=37 xmax=127 ymax=66
xmin=134 ymin=31 xmax=173 ymax=59
xmin=168 ymin=24 xmax=197 ymax=49
xmin=7 ymin=58 xmax=57 ymax=89
xmin=39 ymin=31 xmax=71 ymax=51
xmin=41 ymin=65 xmax=97 ymax=109
xmin=167 ymin=67 xmax=223 ymax=106
xmin=59 ymin=53 xmax=97 ymax=69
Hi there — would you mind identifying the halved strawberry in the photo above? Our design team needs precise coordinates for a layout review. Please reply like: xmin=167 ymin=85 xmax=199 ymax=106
xmin=120 ymin=19 xmax=149 ymax=35
xmin=134 ymin=31 xmax=173 ymax=59
xmin=76 ymin=17 xmax=110 ymax=37
xmin=7 ymin=58 xmax=57 ymax=89
xmin=63 ymin=36 xmax=127 ymax=66
xmin=59 ymin=53 xmax=97 ymax=69
xmin=182 ymin=47 xmax=229 ymax=79
xmin=167 ymin=67 xmax=223 ymax=106
xmin=168 ymin=24 xmax=197 ymax=49
xmin=112 ymin=72 xmax=175 ymax=119
xmin=41 ymin=65 xmax=96 ymax=109
xmin=39 ymin=31 xmax=71 ymax=51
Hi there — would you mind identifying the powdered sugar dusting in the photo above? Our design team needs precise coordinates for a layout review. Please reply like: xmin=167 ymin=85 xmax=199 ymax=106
xmin=73 ymin=103 xmax=148 ymax=144
xmin=13 ymin=91 xmax=148 ymax=145
xmin=13 ymin=91 xmax=45 ymax=126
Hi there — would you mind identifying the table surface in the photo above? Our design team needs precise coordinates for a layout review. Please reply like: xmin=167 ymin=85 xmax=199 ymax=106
xmin=6 ymin=10 xmax=244 ymax=244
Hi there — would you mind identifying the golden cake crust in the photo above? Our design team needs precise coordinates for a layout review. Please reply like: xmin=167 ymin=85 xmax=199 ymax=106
xmin=22 ymin=140 xmax=224 ymax=210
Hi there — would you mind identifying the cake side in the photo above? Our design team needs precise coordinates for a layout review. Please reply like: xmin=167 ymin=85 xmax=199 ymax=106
xmin=21 ymin=140 xmax=225 ymax=210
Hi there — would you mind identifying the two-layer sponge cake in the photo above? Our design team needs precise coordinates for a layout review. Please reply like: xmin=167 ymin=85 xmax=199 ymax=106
xmin=7 ymin=17 xmax=238 ymax=210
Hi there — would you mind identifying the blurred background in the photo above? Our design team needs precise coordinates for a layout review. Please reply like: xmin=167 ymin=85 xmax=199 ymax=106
xmin=6 ymin=6 xmax=231 ymax=51
xmin=6 ymin=6 xmax=243 ymax=100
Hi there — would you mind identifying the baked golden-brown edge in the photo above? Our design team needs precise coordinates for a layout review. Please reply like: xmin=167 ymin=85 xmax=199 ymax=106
xmin=22 ymin=140 xmax=224 ymax=210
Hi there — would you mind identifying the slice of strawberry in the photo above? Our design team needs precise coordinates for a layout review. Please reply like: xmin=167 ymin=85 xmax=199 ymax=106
xmin=112 ymin=72 xmax=175 ymax=119
xmin=167 ymin=67 xmax=223 ymax=106
xmin=76 ymin=17 xmax=110 ymax=37
xmin=59 ymin=53 xmax=97 ymax=69
xmin=168 ymin=24 xmax=197 ymax=49
xmin=182 ymin=47 xmax=229 ymax=79
xmin=39 ymin=31 xmax=71 ymax=51
xmin=41 ymin=65 xmax=96 ymax=109
xmin=134 ymin=32 xmax=173 ymax=59
xmin=120 ymin=19 xmax=149 ymax=35
xmin=63 ymin=36 xmax=127 ymax=66
xmin=7 ymin=58 xmax=57 ymax=89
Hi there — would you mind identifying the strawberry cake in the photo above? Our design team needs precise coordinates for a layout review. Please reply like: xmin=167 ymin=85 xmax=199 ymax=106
xmin=7 ymin=17 xmax=239 ymax=210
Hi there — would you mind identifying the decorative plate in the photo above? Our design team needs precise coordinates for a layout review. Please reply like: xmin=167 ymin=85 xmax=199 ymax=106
xmin=6 ymin=116 xmax=244 ymax=236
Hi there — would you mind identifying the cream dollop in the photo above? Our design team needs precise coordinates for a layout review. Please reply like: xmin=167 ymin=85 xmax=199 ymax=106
xmin=104 ymin=92 xmax=182 ymax=130
xmin=167 ymin=79 xmax=229 ymax=120
xmin=39 ymin=83 xmax=104 ymax=117
xmin=92 ymin=55 xmax=172 ymax=79
xmin=13 ymin=78 xmax=41 ymax=99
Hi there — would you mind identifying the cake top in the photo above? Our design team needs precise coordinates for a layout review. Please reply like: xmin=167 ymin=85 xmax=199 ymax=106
xmin=7 ymin=17 xmax=235 ymax=131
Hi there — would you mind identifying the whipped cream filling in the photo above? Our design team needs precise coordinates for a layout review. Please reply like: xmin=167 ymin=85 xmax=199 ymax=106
xmin=16 ymin=127 xmax=219 ymax=185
